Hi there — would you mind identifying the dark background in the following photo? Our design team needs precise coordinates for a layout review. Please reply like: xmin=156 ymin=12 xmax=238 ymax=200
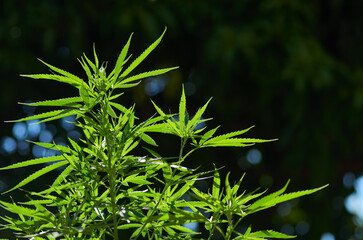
xmin=0 ymin=1 xmax=362 ymax=239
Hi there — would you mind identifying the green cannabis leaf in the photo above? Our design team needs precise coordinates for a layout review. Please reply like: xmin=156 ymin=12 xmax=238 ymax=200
xmin=0 ymin=29 xmax=327 ymax=240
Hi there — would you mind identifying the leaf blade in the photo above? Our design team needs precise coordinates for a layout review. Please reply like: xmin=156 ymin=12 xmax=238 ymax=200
xmin=187 ymin=98 xmax=212 ymax=132
xmin=117 ymin=67 xmax=178 ymax=86
xmin=20 ymin=74 xmax=81 ymax=87
xmin=120 ymin=28 xmax=167 ymax=78
xmin=212 ymin=167 xmax=221 ymax=199
xmin=37 ymin=109 xmax=80 ymax=124
xmin=6 ymin=110 xmax=64 ymax=122
xmin=0 ymin=156 xmax=65 ymax=170
xmin=205 ymin=126 xmax=255 ymax=143
xmin=38 ymin=59 xmax=83 ymax=84
xmin=179 ymin=85 xmax=186 ymax=131
xmin=19 ymin=97 xmax=82 ymax=107
xmin=248 ymin=230 xmax=295 ymax=239
xmin=3 ymin=160 xmax=68 ymax=193
xmin=114 ymin=33 xmax=133 ymax=82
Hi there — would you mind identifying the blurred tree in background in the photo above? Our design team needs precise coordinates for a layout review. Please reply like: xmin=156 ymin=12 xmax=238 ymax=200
xmin=0 ymin=1 xmax=362 ymax=239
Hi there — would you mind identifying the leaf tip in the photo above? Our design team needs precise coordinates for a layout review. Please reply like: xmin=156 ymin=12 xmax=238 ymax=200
xmin=4 ymin=120 xmax=16 ymax=123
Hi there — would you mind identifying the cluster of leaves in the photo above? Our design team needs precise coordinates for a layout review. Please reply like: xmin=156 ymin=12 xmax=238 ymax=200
xmin=0 ymin=29 xmax=326 ymax=240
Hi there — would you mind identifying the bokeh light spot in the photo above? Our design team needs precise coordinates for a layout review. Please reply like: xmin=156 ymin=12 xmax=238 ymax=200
xmin=68 ymin=130 xmax=82 ymax=142
xmin=22 ymin=101 xmax=36 ymax=115
xmin=280 ymin=224 xmax=295 ymax=236
xmin=246 ymin=149 xmax=262 ymax=165
xmin=1 ymin=137 xmax=17 ymax=155
xmin=182 ymin=207 xmax=199 ymax=235
xmin=194 ymin=117 xmax=206 ymax=130
xmin=61 ymin=115 xmax=76 ymax=131
xmin=27 ymin=120 xmax=43 ymax=138
xmin=144 ymin=76 xmax=167 ymax=96
xmin=185 ymin=82 xmax=196 ymax=96
xmin=345 ymin=175 xmax=363 ymax=222
xmin=18 ymin=141 xmax=30 ymax=156
xmin=39 ymin=130 xmax=53 ymax=143
xmin=58 ymin=46 xmax=70 ymax=57
xmin=0 ymin=180 xmax=7 ymax=193
xmin=44 ymin=149 xmax=57 ymax=158
xmin=46 ymin=124 xmax=57 ymax=136
xmin=321 ymin=232 xmax=335 ymax=240
xmin=296 ymin=221 xmax=310 ymax=235
xmin=32 ymin=145 xmax=46 ymax=158
xmin=12 ymin=122 xmax=28 ymax=140
xmin=277 ymin=202 xmax=292 ymax=217
xmin=343 ymin=172 xmax=355 ymax=189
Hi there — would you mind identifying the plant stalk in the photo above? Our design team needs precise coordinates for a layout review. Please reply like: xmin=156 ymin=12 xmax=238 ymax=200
xmin=101 ymin=97 xmax=119 ymax=240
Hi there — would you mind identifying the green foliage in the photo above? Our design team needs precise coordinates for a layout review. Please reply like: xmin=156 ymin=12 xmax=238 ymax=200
xmin=0 ymin=30 xmax=327 ymax=239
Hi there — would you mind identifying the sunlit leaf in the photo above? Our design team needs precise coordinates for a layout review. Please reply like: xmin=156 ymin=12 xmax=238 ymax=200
xmin=151 ymin=100 xmax=180 ymax=135
xmin=38 ymin=59 xmax=83 ymax=84
xmin=80 ymin=83 xmax=91 ymax=106
xmin=78 ymin=56 xmax=93 ymax=80
xmin=29 ymin=141 xmax=71 ymax=153
xmin=170 ymin=179 xmax=195 ymax=202
xmin=187 ymin=98 xmax=212 ymax=132
xmin=52 ymin=164 xmax=73 ymax=187
xmin=117 ymin=67 xmax=178 ymax=86
xmin=117 ymin=223 xmax=142 ymax=230
xmin=203 ymin=138 xmax=275 ymax=147
xmin=109 ymin=101 xmax=129 ymax=114
xmin=169 ymin=224 xmax=200 ymax=234
xmin=179 ymin=85 xmax=186 ymax=131
xmin=20 ymin=74 xmax=82 ymax=88
xmin=114 ymin=33 xmax=133 ymax=82
xmin=212 ymin=167 xmax=221 ymax=199
xmin=139 ymin=133 xmax=158 ymax=146
xmin=114 ymin=81 xmax=141 ymax=89
xmin=248 ymin=230 xmax=295 ymax=239
xmin=19 ymin=97 xmax=82 ymax=107
xmin=0 ymin=201 xmax=52 ymax=221
xmin=247 ymin=181 xmax=290 ymax=212
xmin=38 ymin=109 xmax=80 ymax=124
xmin=120 ymin=28 xmax=167 ymax=78
xmin=249 ymin=184 xmax=329 ymax=213
xmin=6 ymin=110 xmax=64 ymax=122
xmin=205 ymin=126 xmax=255 ymax=143
xmin=199 ymin=126 xmax=220 ymax=145
xmin=0 ymin=156 xmax=65 ymax=170
xmin=4 ymin=160 xmax=68 ymax=193
xmin=107 ymin=103 xmax=117 ymax=118
xmin=93 ymin=44 xmax=99 ymax=69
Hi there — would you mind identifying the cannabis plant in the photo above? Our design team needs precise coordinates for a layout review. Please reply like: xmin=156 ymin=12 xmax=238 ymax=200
xmin=0 ymin=29 xmax=327 ymax=240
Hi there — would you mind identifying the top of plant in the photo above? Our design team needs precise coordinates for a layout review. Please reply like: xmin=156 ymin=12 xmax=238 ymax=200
xmin=10 ymin=28 xmax=177 ymax=124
